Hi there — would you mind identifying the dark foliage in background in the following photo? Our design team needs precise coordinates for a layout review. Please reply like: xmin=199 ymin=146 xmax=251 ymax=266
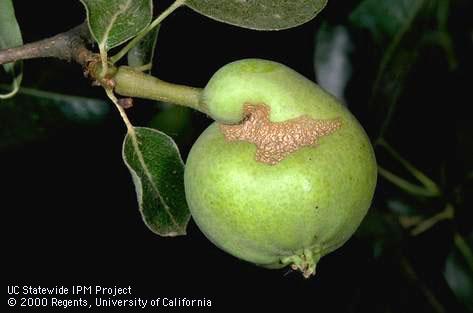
xmin=2 ymin=1 xmax=472 ymax=312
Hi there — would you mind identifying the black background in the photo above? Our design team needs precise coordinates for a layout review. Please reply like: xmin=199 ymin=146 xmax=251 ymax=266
xmin=3 ymin=1 xmax=472 ymax=312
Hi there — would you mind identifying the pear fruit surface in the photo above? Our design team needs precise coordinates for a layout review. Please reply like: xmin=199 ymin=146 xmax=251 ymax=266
xmin=184 ymin=59 xmax=377 ymax=277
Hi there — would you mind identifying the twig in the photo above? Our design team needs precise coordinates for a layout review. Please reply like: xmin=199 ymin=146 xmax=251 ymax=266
xmin=400 ymin=257 xmax=446 ymax=313
xmin=409 ymin=205 xmax=454 ymax=236
xmin=0 ymin=23 xmax=94 ymax=67
xmin=0 ymin=20 xmax=205 ymax=113
xmin=377 ymin=139 xmax=441 ymax=196
xmin=378 ymin=166 xmax=439 ymax=197
xmin=454 ymin=232 xmax=473 ymax=272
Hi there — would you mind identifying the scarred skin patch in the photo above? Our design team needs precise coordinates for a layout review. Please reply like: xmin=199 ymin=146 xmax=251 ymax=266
xmin=219 ymin=104 xmax=342 ymax=165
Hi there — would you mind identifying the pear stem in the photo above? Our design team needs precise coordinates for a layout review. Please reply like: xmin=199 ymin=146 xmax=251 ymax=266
xmin=113 ymin=66 xmax=207 ymax=114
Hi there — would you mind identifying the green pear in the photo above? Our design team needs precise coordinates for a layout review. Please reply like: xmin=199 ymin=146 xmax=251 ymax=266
xmin=184 ymin=59 xmax=377 ymax=277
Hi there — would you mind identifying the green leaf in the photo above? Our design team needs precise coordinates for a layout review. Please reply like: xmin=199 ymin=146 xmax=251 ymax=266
xmin=149 ymin=105 xmax=191 ymax=135
xmin=122 ymin=127 xmax=190 ymax=236
xmin=127 ymin=25 xmax=159 ymax=72
xmin=0 ymin=0 xmax=23 ymax=99
xmin=314 ymin=0 xmax=451 ymax=138
xmin=186 ymin=0 xmax=327 ymax=31
xmin=0 ymin=85 xmax=109 ymax=149
xmin=80 ymin=0 xmax=153 ymax=51
xmin=349 ymin=0 xmax=437 ymax=138
xmin=356 ymin=211 xmax=403 ymax=259
xmin=444 ymin=233 xmax=473 ymax=311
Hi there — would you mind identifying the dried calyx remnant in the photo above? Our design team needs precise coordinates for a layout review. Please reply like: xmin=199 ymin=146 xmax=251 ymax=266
xmin=220 ymin=104 xmax=342 ymax=165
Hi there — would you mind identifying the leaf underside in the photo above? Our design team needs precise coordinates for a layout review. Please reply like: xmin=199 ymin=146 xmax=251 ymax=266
xmin=80 ymin=0 xmax=153 ymax=50
xmin=186 ymin=0 xmax=328 ymax=31
xmin=122 ymin=127 xmax=190 ymax=236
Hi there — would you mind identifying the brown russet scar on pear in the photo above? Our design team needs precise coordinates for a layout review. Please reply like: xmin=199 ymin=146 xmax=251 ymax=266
xmin=219 ymin=104 xmax=342 ymax=165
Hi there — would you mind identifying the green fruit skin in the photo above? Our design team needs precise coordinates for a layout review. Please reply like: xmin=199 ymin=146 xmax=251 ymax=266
xmin=185 ymin=59 xmax=377 ymax=269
